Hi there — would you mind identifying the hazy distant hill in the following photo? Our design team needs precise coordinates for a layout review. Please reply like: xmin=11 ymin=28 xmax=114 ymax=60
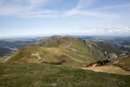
xmin=0 ymin=40 xmax=35 ymax=49
xmin=0 ymin=47 xmax=12 ymax=56
xmin=0 ymin=40 xmax=35 ymax=56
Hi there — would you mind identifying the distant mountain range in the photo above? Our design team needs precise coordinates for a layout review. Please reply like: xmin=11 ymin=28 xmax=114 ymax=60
xmin=0 ymin=47 xmax=12 ymax=56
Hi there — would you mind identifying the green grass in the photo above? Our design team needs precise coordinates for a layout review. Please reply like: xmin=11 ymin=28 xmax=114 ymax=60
xmin=0 ymin=63 xmax=130 ymax=87
xmin=8 ymin=46 xmax=69 ymax=63
xmin=7 ymin=45 xmax=96 ymax=67
xmin=6 ymin=37 xmax=123 ymax=68
xmin=115 ymin=56 xmax=130 ymax=71
xmin=97 ymin=42 xmax=122 ymax=55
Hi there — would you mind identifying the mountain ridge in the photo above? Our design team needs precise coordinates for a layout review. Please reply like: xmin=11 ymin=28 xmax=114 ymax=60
xmin=7 ymin=36 xmax=122 ymax=67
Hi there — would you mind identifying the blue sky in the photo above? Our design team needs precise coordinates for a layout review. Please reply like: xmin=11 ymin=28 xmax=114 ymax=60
xmin=0 ymin=0 xmax=130 ymax=37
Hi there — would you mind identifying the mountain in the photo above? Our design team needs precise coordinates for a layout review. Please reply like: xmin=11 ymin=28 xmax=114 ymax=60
xmin=1 ymin=36 xmax=130 ymax=87
xmin=7 ymin=36 xmax=122 ymax=67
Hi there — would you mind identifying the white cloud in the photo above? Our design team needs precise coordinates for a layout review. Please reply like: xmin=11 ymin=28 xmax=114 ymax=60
xmin=76 ymin=0 xmax=98 ymax=9
xmin=64 ymin=0 xmax=117 ymax=18
xmin=80 ymin=26 xmax=130 ymax=35
xmin=66 ymin=0 xmax=130 ymax=18
xmin=0 ymin=0 xmax=49 ymax=16
xmin=0 ymin=0 xmax=109 ymax=18
xmin=95 ymin=3 xmax=130 ymax=11
xmin=0 ymin=0 xmax=129 ymax=18
xmin=64 ymin=8 xmax=116 ymax=18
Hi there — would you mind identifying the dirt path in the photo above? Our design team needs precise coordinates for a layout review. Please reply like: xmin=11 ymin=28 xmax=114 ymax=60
xmin=82 ymin=65 xmax=130 ymax=75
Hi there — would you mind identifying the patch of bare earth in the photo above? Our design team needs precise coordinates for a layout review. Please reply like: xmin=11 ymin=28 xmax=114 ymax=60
xmin=82 ymin=65 xmax=130 ymax=75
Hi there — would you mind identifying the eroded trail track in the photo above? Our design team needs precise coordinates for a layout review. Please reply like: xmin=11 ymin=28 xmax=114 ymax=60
xmin=82 ymin=65 xmax=130 ymax=75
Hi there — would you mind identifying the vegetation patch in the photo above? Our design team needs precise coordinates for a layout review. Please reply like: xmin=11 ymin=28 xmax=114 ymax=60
xmin=0 ymin=63 xmax=130 ymax=87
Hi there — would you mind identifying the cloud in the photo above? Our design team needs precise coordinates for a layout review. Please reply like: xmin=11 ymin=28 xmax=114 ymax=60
xmin=95 ymin=3 xmax=130 ymax=11
xmin=64 ymin=0 xmax=118 ymax=18
xmin=67 ymin=0 xmax=130 ymax=18
xmin=80 ymin=26 xmax=130 ymax=35
xmin=64 ymin=8 xmax=116 ymax=18
xmin=0 ymin=0 xmax=49 ymax=16
xmin=0 ymin=0 xmax=129 ymax=18
xmin=0 ymin=0 xmax=105 ymax=18
xmin=75 ymin=0 xmax=97 ymax=9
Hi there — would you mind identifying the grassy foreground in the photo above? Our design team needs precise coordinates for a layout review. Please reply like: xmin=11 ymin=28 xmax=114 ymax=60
xmin=0 ymin=63 xmax=130 ymax=87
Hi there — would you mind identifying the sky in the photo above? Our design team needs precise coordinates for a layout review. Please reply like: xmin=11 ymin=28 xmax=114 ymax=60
xmin=0 ymin=0 xmax=130 ymax=37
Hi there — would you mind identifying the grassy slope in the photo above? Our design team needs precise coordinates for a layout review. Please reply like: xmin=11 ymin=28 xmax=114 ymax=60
xmin=0 ymin=63 xmax=130 ymax=87
xmin=7 ymin=46 xmax=94 ymax=67
xmin=7 ymin=37 xmax=97 ymax=66
xmin=96 ymin=41 xmax=122 ymax=55
xmin=7 ymin=36 xmax=122 ymax=67
xmin=115 ymin=56 xmax=130 ymax=71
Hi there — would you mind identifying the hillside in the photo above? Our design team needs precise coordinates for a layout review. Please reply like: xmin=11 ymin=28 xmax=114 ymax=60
xmin=7 ymin=46 xmax=94 ymax=66
xmin=114 ymin=56 xmax=130 ymax=71
xmin=0 ymin=36 xmax=130 ymax=87
xmin=0 ymin=63 xmax=130 ymax=87
xmin=82 ymin=54 xmax=130 ymax=75
xmin=7 ymin=36 xmax=122 ymax=67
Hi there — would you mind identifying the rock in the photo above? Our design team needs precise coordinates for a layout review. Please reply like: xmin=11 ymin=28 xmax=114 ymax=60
xmin=50 ymin=83 xmax=57 ymax=87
